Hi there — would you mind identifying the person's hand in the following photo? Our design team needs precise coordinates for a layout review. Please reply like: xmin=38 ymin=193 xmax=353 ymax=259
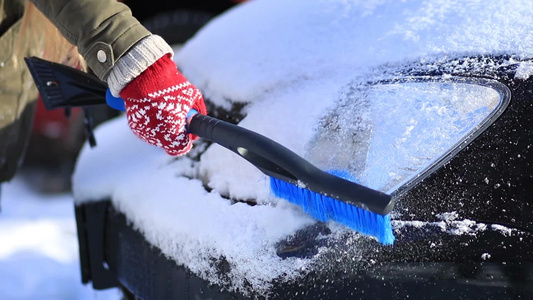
xmin=120 ymin=54 xmax=207 ymax=156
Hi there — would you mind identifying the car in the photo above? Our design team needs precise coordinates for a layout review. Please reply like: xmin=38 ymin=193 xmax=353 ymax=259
xmin=38 ymin=0 xmax=533 ymax=299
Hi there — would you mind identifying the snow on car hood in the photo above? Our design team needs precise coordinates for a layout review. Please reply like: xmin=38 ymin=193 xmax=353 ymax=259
xmin=73 ymin=0 xmax=533 ymax=296
xmin=177 ymin=0 xmax=533 ymax=106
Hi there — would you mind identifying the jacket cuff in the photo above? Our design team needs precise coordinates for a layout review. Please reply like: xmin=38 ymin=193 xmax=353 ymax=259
xmin=107 ymin=35 xmax=174 ymax=97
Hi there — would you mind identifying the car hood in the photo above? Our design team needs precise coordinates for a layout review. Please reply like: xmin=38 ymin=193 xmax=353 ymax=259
xmin=73 ymin=0 xmax=533 ymax=296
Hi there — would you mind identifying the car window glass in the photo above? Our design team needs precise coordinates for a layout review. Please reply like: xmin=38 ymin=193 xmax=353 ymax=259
xmin=306 ymin=79 xmax=507 ymax=194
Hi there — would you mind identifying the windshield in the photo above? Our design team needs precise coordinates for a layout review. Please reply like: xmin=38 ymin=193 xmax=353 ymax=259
xmin=306 ymin=78 xmax=509 ymax=194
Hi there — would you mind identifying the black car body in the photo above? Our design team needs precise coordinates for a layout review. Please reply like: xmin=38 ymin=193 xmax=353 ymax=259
xmin=71 ymin=1 xmax=533 ymax=299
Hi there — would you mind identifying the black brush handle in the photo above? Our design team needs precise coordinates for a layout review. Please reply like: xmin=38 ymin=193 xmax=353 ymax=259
xmin=188 ymin=113 xmax=394 ymax=215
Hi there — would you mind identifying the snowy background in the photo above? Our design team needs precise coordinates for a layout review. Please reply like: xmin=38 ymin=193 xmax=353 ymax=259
xmin=0 ymin=177 xmax=121 ymax=300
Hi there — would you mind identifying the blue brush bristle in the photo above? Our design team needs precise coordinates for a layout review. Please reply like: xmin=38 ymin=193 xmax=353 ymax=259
xmin=270 ymin=175 xmax=395 ymax=245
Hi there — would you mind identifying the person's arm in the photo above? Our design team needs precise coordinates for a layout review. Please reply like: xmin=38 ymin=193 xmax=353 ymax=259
xmin=30 ymin=0 xmax=207 ymax=156
xmin=30 ymin=0 xmax=152 ymax=80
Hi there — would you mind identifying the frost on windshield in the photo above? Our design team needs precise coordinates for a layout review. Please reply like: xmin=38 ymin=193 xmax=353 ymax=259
xmin=306 ymin=79 xmax=505 ymax=194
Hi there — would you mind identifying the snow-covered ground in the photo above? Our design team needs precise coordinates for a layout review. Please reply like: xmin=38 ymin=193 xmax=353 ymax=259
xmin=0 ymin=176 xmax=121 ymax=300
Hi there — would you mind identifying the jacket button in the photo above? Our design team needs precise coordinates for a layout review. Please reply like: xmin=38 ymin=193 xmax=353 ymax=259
xmin=97 ymin=50 xmax=107 ymax=63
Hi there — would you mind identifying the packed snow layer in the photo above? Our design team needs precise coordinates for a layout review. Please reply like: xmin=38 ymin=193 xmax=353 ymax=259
xmin=73 ymin=0 xmax=533 ymax=296
xmin=73 ymin=118 xmax=316 ymax=294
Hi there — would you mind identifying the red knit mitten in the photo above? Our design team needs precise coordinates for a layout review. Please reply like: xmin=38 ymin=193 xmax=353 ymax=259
xmin=120 ymin=54 xmax=207 ymax=156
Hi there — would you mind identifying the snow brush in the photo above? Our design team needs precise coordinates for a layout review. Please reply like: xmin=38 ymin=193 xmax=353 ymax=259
xmin=24 ymin=56 xmax=396 ymax=244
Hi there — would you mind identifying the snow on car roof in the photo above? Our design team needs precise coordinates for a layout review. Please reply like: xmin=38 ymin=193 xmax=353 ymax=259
xmin=73 ymin=0 xmax=533 ymax=296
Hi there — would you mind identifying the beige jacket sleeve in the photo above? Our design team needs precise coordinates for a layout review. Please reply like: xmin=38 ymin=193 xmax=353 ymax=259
xmin=30 ymin=0 xmax=151 ymax=81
